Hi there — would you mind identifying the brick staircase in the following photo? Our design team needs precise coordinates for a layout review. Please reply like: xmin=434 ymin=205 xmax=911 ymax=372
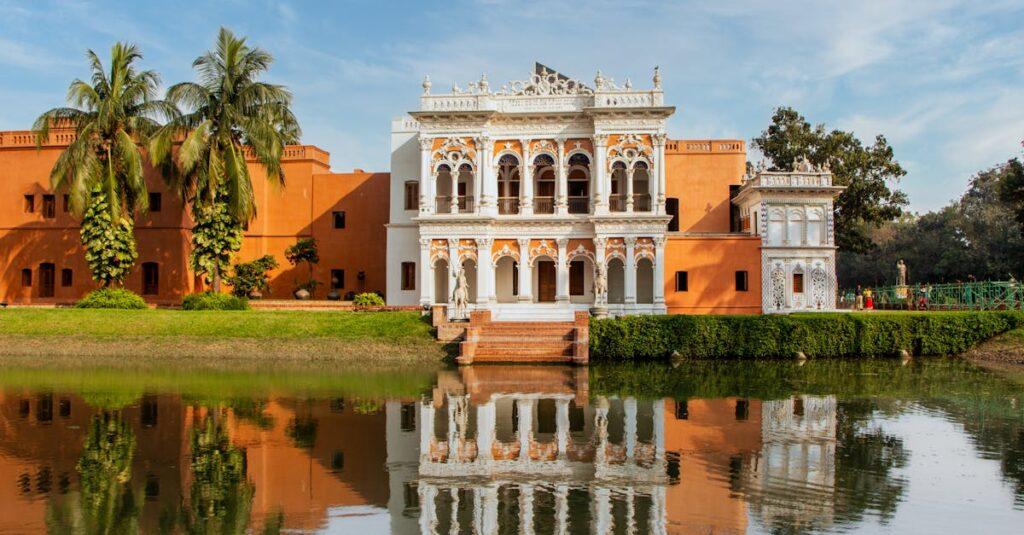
xmin=433 ymin=308 xmax=589 ymax=365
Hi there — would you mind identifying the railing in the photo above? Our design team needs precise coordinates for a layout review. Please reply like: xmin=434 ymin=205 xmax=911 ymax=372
xmin=747 ymin=172 xmax=833 ymax=188
xmin=497 ymin=197 xmax=519 ymax=215
xmin=568 ymin=197 xmax=590 ymax=214
xmin=435 ymin=196 xmax=452 ymax=214
xmin=841 ymin=281 xmax=1024 ymax=311
xmin=435 ymin=196 xmax=473 ymax=214
xmin=534 ymin=196 xmax=554 ymax=214
xmin=609 ymin=195 xmax=627 ymax=213
xmin=456 ymin=195 xmax=474 ymax=213
xmin=633 ymin=194 xmax=651 ymax=212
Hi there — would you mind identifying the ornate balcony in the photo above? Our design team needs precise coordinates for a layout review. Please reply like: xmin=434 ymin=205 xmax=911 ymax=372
xmin=534 ymin=196 xmax=555 ymax=214
xmin=498 ymin=197 xmax=520 ymax=215
xmin=609 ymin=194 xmax=627 ymax=213
xmin=633 ymin=194 xmax=651 ymax=212
xmin=568 ymin=197 xmax=590 ymax=214
xmin=435 ymin=195 xmax=474 ymax=214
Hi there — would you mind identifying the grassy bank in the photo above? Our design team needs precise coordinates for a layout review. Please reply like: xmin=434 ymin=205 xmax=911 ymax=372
xmin=963 ymin=326 xmax=1024 ymax=366
xmin=0 ymin=308 xmax=445 ymax=363
xmin=590 ymin=311 xmax=1024 ymax=360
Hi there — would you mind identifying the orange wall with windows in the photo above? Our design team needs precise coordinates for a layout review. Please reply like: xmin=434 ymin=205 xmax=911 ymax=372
xmin=664 ymin=140 xmax=746 ymax=233
xmin=663 ymin=236 xmax=762 ymax=314
xmin=0 ymin=129 xmax=388 ymax=305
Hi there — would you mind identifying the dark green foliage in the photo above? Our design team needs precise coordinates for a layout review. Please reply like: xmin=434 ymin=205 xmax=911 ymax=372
xmin=190 ymin=198 xmax=244 ymax=288
xmin=80 ymin=188 xmax=139 ymax=286
xmin=753 ymin=107 xmax=908 ymax=254
xmin=589 ymin=311 xmax=1024 ymax=360
xmin=998 ymin=157 xmax=1024 ymax=234
xmin=353 ymin=292 xmax=385 ymax=307
xmin=182 ymin=291 xmax=249 ymax=311
xmin=226 ymin=254 xmax=278 ymax=297
xmin=76 ymin=287 xmax=148 ymax=309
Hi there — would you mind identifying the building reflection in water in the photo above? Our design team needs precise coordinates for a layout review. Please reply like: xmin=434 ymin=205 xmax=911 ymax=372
xmin=0 ymin=367 xmax=848 ymax=534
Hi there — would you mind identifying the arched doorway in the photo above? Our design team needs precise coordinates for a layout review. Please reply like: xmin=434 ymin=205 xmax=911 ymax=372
xmin=637 ymin=258 xmax=654 ymax=304
xmin=494 ymin=256 xmax=518 ymax=303
xmin=607 ymin=258 xmax=625 ymax=304
xmin=433 ymin=258 xmax=449 ymax=304
xmin=460 ymin=258 xmax=478 ymax=302
xmin=568 ymin=256 xmax=594 ymax=304
xmin=532 ymin=255 xmax=556 ymax=302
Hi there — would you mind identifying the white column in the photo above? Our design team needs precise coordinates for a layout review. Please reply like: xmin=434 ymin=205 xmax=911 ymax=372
xmin=555 ymin=238 xmax=569 ymax=303
xmin=519 ymin=484 xmax=535 ymax=535
xmin=517 ymin=237 xmax=532 ymax=302
xmin=475 ymin=238 xmax=492 ymax=305
xmin=449 ymin=488 xmax=460 ymax=535
xmin=626 ymin=167 xmax=635 ymax=213
xmin=555 ymin=398 xmax=570 ymax=459
xmin=593 ymin=135 xmax=609 ymax=215
xmin=481 ymin=485 xmax=499 ymax=535
xmin=449 ymin=165 xmax=459 ymax=213
xmin=419 ymin=238 xmax=433 ymax=306
xmin=476 ymin=401 xmax=495 ymax=461
xmin=447 ymin=239 xmax=459 ymax=307
xmin=419 ymin=137 xmax=433 ymax=215
xmin=516 ymin=398 xmax=533 ymax=462
xmin=594 ymin=397 xmax=609 ymax=467
xmin=555 ymin=138 xmax=568 ymax=215
xmin=653 ymin=399 xmax=665 ymax=462
xmin=480 ymin=136 xmax=497 ymax=216
xmin=624 ymin=397 xmax=637 ymax=461
xmin=554 ymin=485 xmax=569 ymax=535
xmin=520 ymin=139 xmax=534 ymax=215
xmin=419 ymin=401 xmax=435 ymax=461
xmin=593 ymin=486 xmax=612 ymax=535
xmin=649 ymin=486 xmax=668 ymax=535
xmin=654 ymin=133 xmax=667 ymax=215
xmin=624 ymin=237 xmax=637 ymax=305
xmin=418 ymin=482 xmax=439 ymax=535
xmin=654 ymin=236 xmax=666 ymax=306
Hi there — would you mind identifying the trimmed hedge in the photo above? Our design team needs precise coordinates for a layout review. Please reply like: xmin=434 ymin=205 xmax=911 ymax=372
xmin=589 ymin=311 xmax=1024 ymax=360
xmin=182 ymin=292 xmax=249 ymax=311
xmin=75 ymin=288 xmax=148 ymax=309
xmin=353 ymin=292 xmax=385 ymax=307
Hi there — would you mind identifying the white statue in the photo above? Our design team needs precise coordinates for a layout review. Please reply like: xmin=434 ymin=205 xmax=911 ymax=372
xmin=451 ymin=268 xmax=469 ymax=320
xmin=794 ymin=156 xmax=815 ymax=173
xmin=593 ymin=262 xmax=608 ymax=304
xmin=897 ymin=259 xmax=908 ymax=287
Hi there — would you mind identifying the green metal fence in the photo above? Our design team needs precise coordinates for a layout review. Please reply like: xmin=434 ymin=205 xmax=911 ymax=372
xmin=841 ymin=281 xmax=1024 ymax=311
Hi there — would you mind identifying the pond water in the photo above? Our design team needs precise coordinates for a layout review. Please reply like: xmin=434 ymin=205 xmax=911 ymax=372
xmin=0 ymin=358 xmax=1022 ymax=534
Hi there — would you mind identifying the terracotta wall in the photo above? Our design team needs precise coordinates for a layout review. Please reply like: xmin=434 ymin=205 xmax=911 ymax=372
xmin=0 ymin=132 xmax=388 ymax=304
xmin=663 ymin=236 xmax=762 ymax=314
xmin=664 ymin=140 xmax=746 ymax=233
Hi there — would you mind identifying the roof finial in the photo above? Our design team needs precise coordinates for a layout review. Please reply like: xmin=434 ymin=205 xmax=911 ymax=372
xmin=594 ymin=70 xmax=605 ymax=91
xmin=479 ymin=73 xmax=489 ymax=93
xmin=422 ymin=75 xmax=431 ymax=95
xmin=624 ymin=77 xmax=633 ymax=90
xmin=653 ymin=66 xmax=662 ymax=90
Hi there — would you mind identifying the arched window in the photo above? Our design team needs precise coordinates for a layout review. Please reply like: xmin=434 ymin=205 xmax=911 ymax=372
xmin=497 ymin=155 xmax=521 ymax=214
xmin=807 ymin=209 xmax=823 ymax=245
xmin=787 ymin=209 xmax=804 ymax=245
xmin=768 ymin=208 xmax=785 ymax=245
xmin=632 ymin=161 xmax=651 ymax=211
xmin=435 ymin=164 xmax=452 ymax=213
xmin=457 ymin=163 xmax=473 ymax=212
xmin=142 ymin=262 xmax=159 ymax=296
xmin=610 ymin=161 xmax=628 ymax=212
xmin=533 ymin=154 xmax=556 ymax=213
xmin=567 ymin=154 xmax=590 ymax=214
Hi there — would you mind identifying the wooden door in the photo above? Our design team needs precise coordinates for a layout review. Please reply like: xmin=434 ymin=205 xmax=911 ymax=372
xmin=537 ymin=261 xmax=556 ymax=302
xmin=39 ymin=263 xmax=55 ymax=298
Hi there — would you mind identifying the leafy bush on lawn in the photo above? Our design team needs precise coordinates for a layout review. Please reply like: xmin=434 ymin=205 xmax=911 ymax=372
xmin=353 ymin=292 xmax=385 ymax=307
xmin=75 ymin=288 xmax=148 ymax=309
xmin=182 ymin=291 xmax=249 ymax=311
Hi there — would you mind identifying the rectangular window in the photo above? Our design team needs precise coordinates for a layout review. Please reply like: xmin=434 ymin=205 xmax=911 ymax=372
xmin=331 ymin=269 xmax=345 ymax=289
xmin=400 ymin=403 xmax=416 ymax=432
xmin=332 ymin=210 xmax=346 ymax=229
xmin=729 ymin=185 xmax=741 ymax=232
xmin=61 ymin=268 xmax=73 ymax=287
xmin=404 ymin=181 xmax=419 ymax=210
xmin=39 ymin=263 xmax=55 ymax=297
xmin=793 ymin=273 xmax=804 ymax=294
xmin=401 ymin=262 xmax=415 ymax=291
xmin=735 ymin=270 xmax=749 ymax=292
xmin=149 ymin=192 xmax=162 ymax=212
xmin=735 ymin=399 xmax=749 ymax=421
xmin=666 ymin=198 xmax=680 ymax=232
xmin=142 ymin=262 xmax=159 ymax=295
xmin=21 ymin=268 xmax=32 ymax=287
xmin=42 ymin=195 xmax=56 ymax=219
xmin=23 ymin=194 xmax=34 ymax=213
xmin=62 ymin=194 xmax=70 ymax=212
xmin=675 ymin=271 xmax=688 ymax=292
xmin=569 ymin=260 xmax=584 ymax=296
xmin=675 ymin=400 xmax=689 ymax=420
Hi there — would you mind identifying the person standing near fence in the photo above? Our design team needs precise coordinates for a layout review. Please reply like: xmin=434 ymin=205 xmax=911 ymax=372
xmin=864 ymin=287 xmax=874 ymax=310
xmin=856 ymin=285 xmax=864 ymax=310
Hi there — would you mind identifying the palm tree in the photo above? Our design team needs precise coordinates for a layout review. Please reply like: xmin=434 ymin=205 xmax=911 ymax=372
xmin=152 ymin=27 xmax=300 ymax=291
xmin=34 ymin=43 xmax=172 ymax=286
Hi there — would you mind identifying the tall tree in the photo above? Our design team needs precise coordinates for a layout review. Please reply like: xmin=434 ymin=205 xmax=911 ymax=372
xmin=152 ymin=27 xmax=300 ymax=292
xmin=753 ymin=107 xmax=908 ymax=253
xmin=33 ymin=43 xmax=171 ymax=286
xmin=997 ymin=155 xmax=1024 ymax=234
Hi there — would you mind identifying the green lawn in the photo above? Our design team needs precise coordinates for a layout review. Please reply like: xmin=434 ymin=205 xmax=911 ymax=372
xmin=0 ymin=308 xmax=446 ymax=364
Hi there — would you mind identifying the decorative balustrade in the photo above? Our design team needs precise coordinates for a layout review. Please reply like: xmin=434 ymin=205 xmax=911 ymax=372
xmin=435 ymin=195 xmax=474 ymax=214
xmin=746 ymin=172 xmax=833 ymax=188
xmin=567 ymin=197 xmax=590 ymax=214
xmin=497 ymin=197 xmax=520 ymax=215
xmin=534 ymin=196 xmax=555 ymax=214
xmin=633 ymin=194 xmax=651 ymax=212
xmin=609 ymin=194 xmax=627 ymax=213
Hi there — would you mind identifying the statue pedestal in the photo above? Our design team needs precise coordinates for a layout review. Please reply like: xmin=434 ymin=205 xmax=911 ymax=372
xmin=896 ymin=285 xmax=909 ymax=299
xmin=590 ymin=305 xmax=609 ymax=319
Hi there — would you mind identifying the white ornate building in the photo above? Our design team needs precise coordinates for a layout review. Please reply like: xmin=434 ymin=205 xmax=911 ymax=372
xmin=386 ymin=64 xmax=843 ymax=317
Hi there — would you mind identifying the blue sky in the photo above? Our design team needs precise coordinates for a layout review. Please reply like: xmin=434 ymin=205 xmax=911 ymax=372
xmin=1 ymin=0 xmax=1021 ymax=212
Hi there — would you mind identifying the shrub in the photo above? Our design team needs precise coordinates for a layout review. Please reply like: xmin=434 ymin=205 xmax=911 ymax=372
xmin=353 ymin=292 xmax=385 ymax=307
xmin=182 ymin=291 xmax=249 ymax=311
xmin=285 ymin=238 xmax=319 ymax=297
xmin=226 ymin=255 xmax=278 ymax=297
xmin=75 ymin=288 xmax=148 ymax=309
xmin=589 ymin=311 xmax=1024 ymax=361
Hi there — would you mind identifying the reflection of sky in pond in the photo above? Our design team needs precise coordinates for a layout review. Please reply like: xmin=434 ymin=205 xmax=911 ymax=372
xmin=0 ymin=359 xmax=1021 ymax=534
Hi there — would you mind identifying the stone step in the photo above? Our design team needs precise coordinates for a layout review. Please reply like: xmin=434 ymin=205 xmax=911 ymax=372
xmin=475 ymin=334 xmax=573 ymax=343
xmin=476 ymin=340 xmax=573 ymax=351
xmin=472 ymin=353 xmax=575 ymax=363
xmin=474 ymin=345 xmax=573 ymax=356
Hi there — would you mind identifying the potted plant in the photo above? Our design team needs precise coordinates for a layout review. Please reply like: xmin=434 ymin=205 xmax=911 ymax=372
xmin=226 ymin=255 xmax=278 ymax=299
xmin=285 ymin=238 xmax=319 ymax=299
